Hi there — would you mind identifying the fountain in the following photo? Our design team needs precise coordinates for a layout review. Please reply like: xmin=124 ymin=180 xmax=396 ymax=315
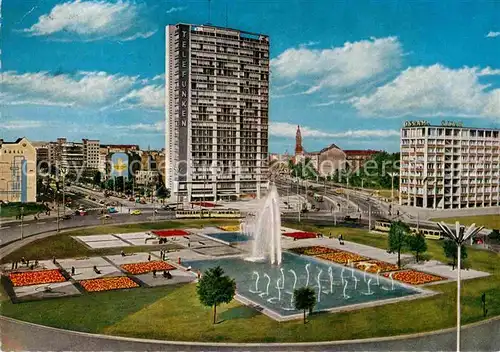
xmin=343 ymin=278 xmax=350 ymax=299
xmin=305 ymin=264 xmax=311 ymax=286
xmin=259 ymin=273 xmax=271 ymax=297
xmin=316 ymin=269 xmax=323 ymax=302
xmin=250 ymin=271 xmax=260 ymax=293
xmin=289 ymin=269 xmax=298 ymax=292
xmin=244 ymin=183 xmax=282 ymax=265
xmin=328 ymin=267 xmax=334 ymax=293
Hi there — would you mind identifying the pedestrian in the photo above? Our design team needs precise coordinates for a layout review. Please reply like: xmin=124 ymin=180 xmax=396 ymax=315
xmin=148 ymin=254 xmax=151 ymax=261
xmin=152 ymin=269 xmax=157 ymax=278
xmin=52 ymin=256 xmax=56 ymax=264
xmin=21 ymin=256 xmax=26 ymax=264
xmin=34 ymin=259 xmax=39 ymax=267
xmin=71 ymin=266 xmax=75 ymax=275
xmin=329 ymin=232 xmax=332 ymax=238
xmin=26 ymin=259 xmax=30 ymax=266
xmin=120 ymin=250 xmax=125 ymax=257
xmin=11 ymin=262 xmax=15 ymax=270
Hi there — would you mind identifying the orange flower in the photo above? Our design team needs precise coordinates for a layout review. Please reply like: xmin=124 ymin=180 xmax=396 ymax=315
xmin=290 ymin=246 xmax=339 ymax=256
xmin=9 ymin=270 xmax=66 ymax=287
xmin=383 ymin=270 xmax=444 ymax=285
xmin=121 ymin=261 xmax=176 ymax=275
xmin=316 ymin=251 xmax=368 ymax=264
xmin=80 ymin=277 xmax=139 ymax=292
xmin=354 ymin=260 xmax=399 ymax=273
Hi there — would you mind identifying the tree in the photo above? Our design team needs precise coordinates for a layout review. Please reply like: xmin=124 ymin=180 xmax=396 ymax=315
xmin=408 ymin=233 xmax=427 ymax=263
xmin=443 ymin=240 xmax=468 ymax=270
xmin=93 ymin=171 xmax=101 ymax=186
xmin=294 ymin=286 xmax=316 ymax=324
xmin=196 ymin=266 xmax=236 ymax=324
xmin=388 ymin=221 xmax=410 ymax=268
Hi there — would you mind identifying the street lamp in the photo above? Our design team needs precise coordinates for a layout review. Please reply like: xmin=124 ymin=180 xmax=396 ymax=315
xmin=436 ymin=221 xmax=484 ymax=352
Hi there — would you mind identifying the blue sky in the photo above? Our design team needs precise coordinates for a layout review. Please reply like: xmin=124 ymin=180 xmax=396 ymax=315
xmin=1 ymin=0 xmax=499 ymax=153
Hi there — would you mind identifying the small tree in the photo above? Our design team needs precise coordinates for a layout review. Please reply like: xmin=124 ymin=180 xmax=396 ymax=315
xmin=408 ymin=233 xmax=427 ymax=263
xmin=293 ymin=286 xmax=316 ymax=324
xmin=443 ymin=240 xmax=468 ymax=270
xmin=93 ymin=171 xmax=101 ymax=186
xmin=196 ymin=266 xmax=236 ymax=324
xmin=388 ymin=221 xmax=410 ymax=268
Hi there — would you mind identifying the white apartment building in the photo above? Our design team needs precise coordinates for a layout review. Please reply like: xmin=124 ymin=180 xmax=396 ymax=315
xmin=400 ymin=121 xmax=500 ymax=209
xmin=82 ymin=139 xmax=100 ymax=169
xmin=165 ymin=23 xmax=270 ymax=202
xmin=60 ymin=142 xmax=84 ymax=173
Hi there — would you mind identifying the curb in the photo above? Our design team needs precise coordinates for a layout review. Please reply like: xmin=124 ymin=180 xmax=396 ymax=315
xmin=1 ymin=314 xmax=499 ymax=347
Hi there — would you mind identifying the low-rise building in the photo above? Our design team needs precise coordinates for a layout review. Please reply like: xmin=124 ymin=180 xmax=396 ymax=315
xmin=0 ymin=137 xmax=37 ymax=202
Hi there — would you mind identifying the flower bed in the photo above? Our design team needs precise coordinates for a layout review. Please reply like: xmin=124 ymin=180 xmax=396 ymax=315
xmin=121 ymin=261 xmax=177 ymax=275
xmin=151 ymin=229 xmax=189 ymax=237
xmin=80 ymin=277 xmax=139 ymax=292
xmin=218 ymin=225 xmax=240 ymax=232
xmin=383 ymin=270 xmax=445 ymax=285
xmin=283 ymin=232 xmax=318 ymax=240
xmin=316 ymin=251 xmax=368 ymax=264
xmin=8 ymin=269 xmax=66 ymax=287
xmin=354 ymin=260 xmax=399 ymax=273
xmin=289 ymin=246 xmax=340 ymax=256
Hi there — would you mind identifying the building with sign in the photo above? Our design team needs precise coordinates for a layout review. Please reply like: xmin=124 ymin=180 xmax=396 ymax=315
xmin=0 ymin=138 xmax=37 ymax=203
xmin=165 ymin=23 xmax=270 ymax=202
xmin=400 ymin=122 xmax=500 ymax=209
xmin=110 ymin=153 xmax=129 ymax=180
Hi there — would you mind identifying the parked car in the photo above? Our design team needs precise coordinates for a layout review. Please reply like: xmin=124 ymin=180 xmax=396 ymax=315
xmin=130 ymin=209 xmax=142 ymax=215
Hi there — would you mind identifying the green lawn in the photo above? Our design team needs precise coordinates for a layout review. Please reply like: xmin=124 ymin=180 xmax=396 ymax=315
xmin=1 ymin=223 xmax=499 ymax=342
xmin=1 ymin=219 xmax=238 ymax=263
xmin=0 ymin=203 xmax=48 ymax=218
xmin=431 ymin=215 xmax=500 ymax=230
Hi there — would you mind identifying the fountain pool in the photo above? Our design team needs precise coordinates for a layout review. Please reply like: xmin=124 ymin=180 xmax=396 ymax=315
xmin=185 ymin=252 xmax=425 ymax=319
xmin=204 ymin=232 xmax=251 ymax=243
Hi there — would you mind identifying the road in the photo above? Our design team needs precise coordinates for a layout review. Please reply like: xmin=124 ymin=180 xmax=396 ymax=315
xmin=1 ymin=315 xmax=499 ymax=351
xmin=0 ymin=211 xmax=173 ymax=247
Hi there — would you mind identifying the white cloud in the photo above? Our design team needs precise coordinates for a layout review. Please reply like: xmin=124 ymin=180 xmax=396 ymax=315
xmin=350 ymin=64 xmax=500 ymax=118
xmin=166 ymin=6 xmax=187 ymax=14
xmin=271 ymin=37 xmax=403 ymax=93
xmin=486 ymin=31 xmax=500 ymax=38
xmin=115 ymin=121 xmax=164 ymax=132
xmin=1 ymin=71 xmax=138 ymax=106
xmin=269 ymin=122 xmax=399 ymax=138
xmin=1 ymin=120 xmax=45 ymax=130
xmin=477 ymin=66 xmax=500 ymax=76
xmin=118 ymin=85 xmax=164 ymax=109
xmin=21 ymin=0 xmax=155 ymax=41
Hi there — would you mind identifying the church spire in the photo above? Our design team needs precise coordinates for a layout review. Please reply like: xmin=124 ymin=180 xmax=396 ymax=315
xmin=295 ymin=125 xmax=303 ymax=155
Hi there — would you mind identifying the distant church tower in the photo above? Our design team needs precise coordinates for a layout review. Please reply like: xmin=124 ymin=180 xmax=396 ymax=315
xmin=293 ymin=125 xmax=305 ymax=164
xmin=295 ymin=125 xmax=303 ymax=155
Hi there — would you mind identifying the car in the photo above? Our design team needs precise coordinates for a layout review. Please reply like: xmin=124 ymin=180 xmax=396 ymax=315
xmin=128 ymin=197 xmax=135 ymax=201
xmin=99 ymin=214 xmax=112 ymax=220
xmin=62 ymin=214 xmax=72 ymax=220
xmin=107 ymin=207 xmax=118 ymax=214
xmin=79 ymin=210 xmax=88 ymax=216
xmin=99 ymin=200 xmax=105 ymax=204
xmin=130 ymin=209 xmax=142 ymax=215
xmin=163 ymin=205 xmax=176 ymax=211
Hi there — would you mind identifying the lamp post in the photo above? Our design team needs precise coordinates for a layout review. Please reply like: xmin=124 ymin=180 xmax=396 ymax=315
xmin=20 ymin=206 xmax=24 ymax=240
xmin=436 ymin=221 xmax=484 ymax=352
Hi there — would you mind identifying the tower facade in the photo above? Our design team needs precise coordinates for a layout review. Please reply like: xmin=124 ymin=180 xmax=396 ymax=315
xmin=165 ymin=23 xmax=270 ymax=202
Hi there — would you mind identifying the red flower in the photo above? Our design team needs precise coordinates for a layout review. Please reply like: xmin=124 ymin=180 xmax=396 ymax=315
xmin=9 ymin=270 xmax=66 ymax=287
xmin=80 ymin=277 xmax=139 ymax=292
xmin=121 ymin=261 xmax=176 ymax=274
xmin=316 ymin=251 xmax=369 ymax=264
xmin=383 ymin=270 xmax=444 ymax=285
xmin=290 ymin=246 xmax=340 ymax=256
xmin=355 ymin=260 xmax=399 ymax=273
xmin=151 ymin=230 xmax=189 ymax=237
xmin=284 ymin=232 xmax=317 ymax=239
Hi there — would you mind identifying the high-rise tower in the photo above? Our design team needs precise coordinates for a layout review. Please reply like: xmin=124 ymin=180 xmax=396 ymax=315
xmin=165 ymin=23 xmax=270 ymax=202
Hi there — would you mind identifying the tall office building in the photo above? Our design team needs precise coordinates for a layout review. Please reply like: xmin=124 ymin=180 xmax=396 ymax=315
xmin=165 ymin=23 xmax=270 ymax=202
xmin=0 ymin=138 xmax=37 ymax=202
xmin=82 ymin=139 xmax=100 ymax=169
xmin=399 ymin=121 xmax=500 ymax=209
